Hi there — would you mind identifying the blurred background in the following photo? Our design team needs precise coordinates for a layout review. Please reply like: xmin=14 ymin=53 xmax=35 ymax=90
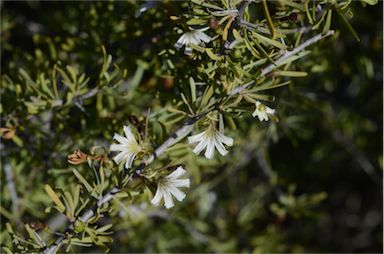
xmin=1 ymin=1 xmax=382 ymax=253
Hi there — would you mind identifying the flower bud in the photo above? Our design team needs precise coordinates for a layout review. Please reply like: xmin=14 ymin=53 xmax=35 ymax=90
xmin=67 ymin=150 xmax=88 ymax=165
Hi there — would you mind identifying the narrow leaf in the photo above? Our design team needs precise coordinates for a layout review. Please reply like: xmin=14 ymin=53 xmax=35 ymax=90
xmin=72 ymin=169 xmax=93 ymax=193
xmin=189 ymin=77 xmax=196 ymax=103
xmin=45 ymin=184 xmax=65 ymax=213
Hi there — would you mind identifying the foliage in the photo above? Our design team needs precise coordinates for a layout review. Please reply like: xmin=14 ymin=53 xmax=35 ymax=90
xmin=1 ymin=0 xmax=382 ymax=253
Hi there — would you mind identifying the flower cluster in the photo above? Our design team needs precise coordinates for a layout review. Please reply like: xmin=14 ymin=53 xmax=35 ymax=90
xmin=109 ymin=106 xmax=274 ymax=208
xmin=109 ymin=31 xmax=277 ymax=210
xmin=110 ymin=126 xmax=192 ymax=209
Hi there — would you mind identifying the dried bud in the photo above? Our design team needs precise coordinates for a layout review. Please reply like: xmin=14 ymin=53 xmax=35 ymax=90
xmin=128 ymin=114 xmax=140 ymax=127
xmin=0 ymin=127 xmax=16 ymax=139
xmin=68 ymin=150 xmax=88 ymax=165
xmin=163 ymin=76 xmax=174 ymax=89
xmin=289 ymin=12 xmax=301 ymax=23
xmin=265 ymin=70 xmax=277 ymax=79
xmin=209 ymin=18 xmax=219 ymax=29
xmin=29 ymin=221 xmax=47 ymax=231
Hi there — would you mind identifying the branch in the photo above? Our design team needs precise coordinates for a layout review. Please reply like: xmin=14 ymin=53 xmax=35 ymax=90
xmin=43 ymin=29 xmax=335 ymax=254
xmin=240 ymin=20 xmax=313 ymax=35
xmin=230 ymin=30 xmax=335 ymax=96
xmin=4 ymin=164 xmax=19 ymax=213
xmin=134 ymin=112 xmax=209 ymax=174
xmin=44 ymin=114 xmax=209 ymax=254
xmin=261 ymin=30 xmax=334 ymax=76
xmin=237 ymin=0 xmax=250 ymax=19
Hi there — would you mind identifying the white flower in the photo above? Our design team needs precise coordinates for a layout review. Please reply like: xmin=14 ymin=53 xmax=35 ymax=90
xmin=252 ymin=101 xmax=275 ymax=122
xmin=110 ymin=125 xmax=142 ymax=169
xmin=151 ymin=166 xmax=190 ymax=209
xmin=188 ymin=125 xmax=234 ymax=159
xmin=174 ymin=27 xmax=211 ymax=55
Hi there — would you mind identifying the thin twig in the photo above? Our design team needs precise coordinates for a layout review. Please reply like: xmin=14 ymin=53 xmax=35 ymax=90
xmin=4 ymin=164 xmax=19 ymax=213
xmin=240 ymin=20 xmax=313 ymax=35
xmin=261 ymin=30 xmax=334 ymax=76
xmin=237 ymin=0 xmax=250 ymax=19
xmin=230 ymin=30 xmax=334 ymax=96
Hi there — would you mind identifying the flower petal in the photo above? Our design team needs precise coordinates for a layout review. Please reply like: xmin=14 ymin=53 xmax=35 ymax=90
xmin=110 ymin=144 xmax=127 ymax=152
xmin=204 ymin=139 xmax=215 ymax=159
xmin=124 ymin=153 xmax=136 ymax=169
xmin=113 ymin=151 xmax=129 ymax=164
xmin=166 ymin=166 xmax=186 ymax=180
xmin=197 ymin=32 xmax=211 ymax=43
xmin=214 ymin=139 xmax=229 ymax=156
xmin=216 ymin=132 xmax=233 ymax=146
xmin=163 ymin=190 xmax=174 ymax=209
xmin=193 ymin=138 xmax=208 ymax=155
xmin=189 ymin=33 xmax=201 ymax=45
xmin=188 ymin=132 xmax=206 ymax=144
xmin=175 ymin=34 xmax=186 ymax=49
xmin=151 ymin=185 xmax=164 ymax=206
xmin=168 ymin=185 xmax=186 ymax=202
xmin=198 ymin=27 xmax=210 ymax=32
xmin=123 ymin=125 xmax=136 ymax=143
xmin=252 ymin=109 xmax=258 ymax=118
xmin=259 ymin=112 xmax=268 ymax=121
xmin=184 ymin=46 xmax=193 ymax=56
xmin=169 ymin=179 xmax=190 ymax=188
xmin=266 ymin=107 xmax=275 ymax=115
xmin=113 ymin=133 xmax=128 ymax=144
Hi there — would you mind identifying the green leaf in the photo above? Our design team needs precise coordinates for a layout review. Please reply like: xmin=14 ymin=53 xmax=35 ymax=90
xmin=100 ymin=45 xmax=113 ymax=78
xmin=232 ymin=29 xmax=242 ymax=41
xmin=189 ymin=77 xmax=197 ymax=103
xmin=361 ymin=0 xmax=378 ymax=5
xmin=323 ymin=9 xmax=333 ymax=33
xmin=2 ymin=247 xmax=13 ymax=254
xmin=11 ymin=134 xmax=23 ymax=147
xmin=72 ymin=169 xmax=94 ymax=193
xmin=64 ymin=191 xmax=75 ymax=219
xmin=45 ymin=184 xmax=66 ymax=213
xmin=96 ymin=224 xmax=113 ymax=233
xmin=250 ymin=81 xmax=291 ymax=92
xmin=276 ymin=71 xmax=308 ymax=77
xmin=244 ymin=35 xmax=261 ymax=59
xmin=191 ymin=0 xmax=223 ymax=10
xmin=247 ymin=94 xmax=275 ymax=102
xmin=180 ymin=93 xmax=194 ymax=114
xmin=187 ymin=18 xmax=207 ymax=25
xmin=200 ymin=85 xmax=214 ymax=108
xmin=189 ymin=43 xmax=206 ymax=53
xmin=25 ymin=224 xmax=45 ymax=248
xmin=252 ymin=32 xmax=287 ymax=49
xmin=205 ymin=48 xmax=223 ymax=61
xmin=38 ymin=73 xmax=55 ymax=99
xmin=337 ymin=10 xmax=360 ymax=42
